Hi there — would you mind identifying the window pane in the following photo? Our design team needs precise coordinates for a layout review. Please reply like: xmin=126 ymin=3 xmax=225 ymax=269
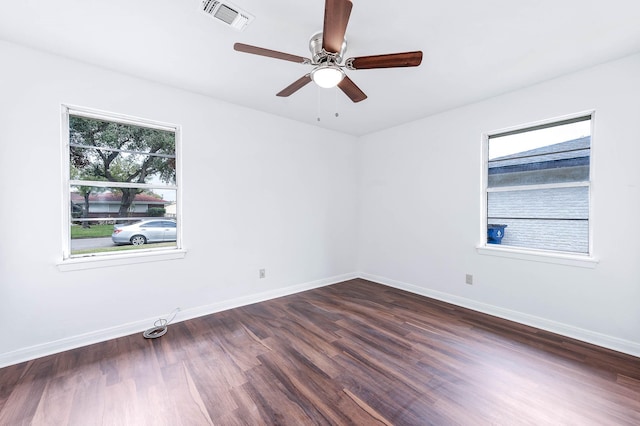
xmin=488 ymin=125 xmax=590 ymax=188
xmin=70 ymin=186 xmax=177 ymax=256
xmin=487 ymin=187 xmax=589 ymax=253
xmin=485 ymin=115 xmax=591 ymax=254
xmin=69 ymin=115 xmax=176 ymax=186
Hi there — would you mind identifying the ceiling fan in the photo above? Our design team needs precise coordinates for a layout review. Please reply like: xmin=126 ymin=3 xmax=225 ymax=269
xmin=233 ymin=0 xmax=423 ymax=103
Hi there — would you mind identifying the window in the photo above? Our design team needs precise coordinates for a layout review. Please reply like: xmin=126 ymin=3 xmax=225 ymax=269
xmin=62 ymin=106 xmax=180 ymax=262
xmin=483 ymin=113 xmax=593 ymax=256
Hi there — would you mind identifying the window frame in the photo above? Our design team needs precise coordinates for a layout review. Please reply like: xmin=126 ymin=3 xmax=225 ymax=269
xmin=58 ymin=105 xmax=185 ymax=271
xmin=477 ymin=111 xmax=598 ymax=268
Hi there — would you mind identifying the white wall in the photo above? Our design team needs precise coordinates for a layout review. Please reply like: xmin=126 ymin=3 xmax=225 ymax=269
xmin=2 ymin=40 xmax=639 ymax=367
xmin=0 ymin=41 xmax=358 ymax=366
xmin=358 ymin=53 xmax=640 ymax=355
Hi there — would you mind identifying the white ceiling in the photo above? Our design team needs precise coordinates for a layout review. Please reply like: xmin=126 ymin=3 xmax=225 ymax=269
xmin=2 ymin=0 xmax=640 ymax=136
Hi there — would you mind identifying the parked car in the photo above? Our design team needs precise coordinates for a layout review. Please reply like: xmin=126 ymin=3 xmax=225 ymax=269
xmin=112 ymin=219 xmax=177 ymax=245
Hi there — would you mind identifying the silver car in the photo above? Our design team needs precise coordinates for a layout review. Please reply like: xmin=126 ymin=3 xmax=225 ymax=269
xmin=112 ymin=219 xmax=177 ymax=245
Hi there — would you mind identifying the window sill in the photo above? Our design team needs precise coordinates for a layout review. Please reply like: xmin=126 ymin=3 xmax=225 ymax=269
xmin=476 ymin=245 xmax=598 ymax=268
xmin=57 ymin=248 xmax=187 ymax=272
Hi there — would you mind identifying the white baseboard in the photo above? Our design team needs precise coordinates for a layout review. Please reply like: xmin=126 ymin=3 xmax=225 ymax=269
xmin=358 ymin=272 xmax=640 ymax=358
xmin=4 ymin=271 xmax=636 ymax=368
xmin=0 ymin=272 xmax=358 ymax=368
xmin=177 ymin=272 xmax=358 ymax=323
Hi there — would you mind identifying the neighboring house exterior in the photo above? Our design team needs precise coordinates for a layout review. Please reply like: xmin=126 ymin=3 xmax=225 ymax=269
xmin=165 ymin=202 xmax=177 ymax=218
xmin=488 ymin=136 xmax=590 ymax=253
xmin=71 ymin=191 xmax=170 ymax=218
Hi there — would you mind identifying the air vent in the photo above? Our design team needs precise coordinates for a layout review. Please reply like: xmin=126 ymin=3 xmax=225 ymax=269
xmin=201 ymin=0 xmax=254 ymax=31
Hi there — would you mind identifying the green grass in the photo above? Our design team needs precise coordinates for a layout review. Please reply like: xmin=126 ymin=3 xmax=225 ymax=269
xmin=71 ymin=224 xmax=114 ymax=239
xmin=71 ymin=242 xmax=177 ymax=255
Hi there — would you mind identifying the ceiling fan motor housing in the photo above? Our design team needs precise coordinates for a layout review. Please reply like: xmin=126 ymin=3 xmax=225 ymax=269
xmin=309 ymin=31 xmax=346 ymax=64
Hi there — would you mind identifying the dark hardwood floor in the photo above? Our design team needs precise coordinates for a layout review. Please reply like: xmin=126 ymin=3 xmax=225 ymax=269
xmin=1 ymin=279 xmax=639 ymax=425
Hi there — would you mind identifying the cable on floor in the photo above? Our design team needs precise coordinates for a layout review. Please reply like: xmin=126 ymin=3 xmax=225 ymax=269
xmin=143 ymin=307 xmax=180 ymax=339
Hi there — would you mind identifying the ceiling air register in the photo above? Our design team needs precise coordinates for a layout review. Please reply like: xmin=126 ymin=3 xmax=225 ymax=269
xmin=201 ymin=0 xmax=254 ymax=31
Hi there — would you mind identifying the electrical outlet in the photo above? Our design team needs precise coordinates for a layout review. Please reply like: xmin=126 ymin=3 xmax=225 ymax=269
xmin=465 ymin=274 xmax=473 ymax=285
xmin=259 ymin=268 xmax=266 ymax=279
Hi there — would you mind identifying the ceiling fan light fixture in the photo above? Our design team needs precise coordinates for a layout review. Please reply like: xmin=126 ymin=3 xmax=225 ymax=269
xmin=311 ymin=65 xmax=345 ymax=88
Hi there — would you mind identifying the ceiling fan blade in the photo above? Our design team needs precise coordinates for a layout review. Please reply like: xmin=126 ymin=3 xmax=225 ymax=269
xmin=337 ymin=76 xmax=367 ymax=103
xmin=276 ymin=74 xmax=313 ymax=97
xmin=347 ymin=51 xmax=423 ymax=70
xmin=234 ymin=43 xmax=309 ymax=64
xmin=322 ymin=0 xmax=353 ymax=54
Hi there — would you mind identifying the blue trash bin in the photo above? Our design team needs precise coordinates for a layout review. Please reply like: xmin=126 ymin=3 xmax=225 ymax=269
xmin=487 ymin=224 xmax=507 ymax=244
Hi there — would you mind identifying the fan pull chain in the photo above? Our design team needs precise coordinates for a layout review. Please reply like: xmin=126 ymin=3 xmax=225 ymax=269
xmin=316 ymin=86 xmax=341 ymax=122
xmin=316 ymin=85 xmax=322 ymax=122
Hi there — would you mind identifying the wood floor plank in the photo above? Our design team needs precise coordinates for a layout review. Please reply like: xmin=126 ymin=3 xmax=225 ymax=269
xmin=160 ymin=361 xmax=215 ymax=425
xmin=0 ymin=359 xmax=53 ymax=425
xmin=30 ymin=372 xmax=79 ymax=425
xmin=181 ymin=352 xmax=241 ymax=420
xmin=67 ymin=376 xmax=106 ymax=426
xmin=1 ymin=279 xmax=639 ymax=425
